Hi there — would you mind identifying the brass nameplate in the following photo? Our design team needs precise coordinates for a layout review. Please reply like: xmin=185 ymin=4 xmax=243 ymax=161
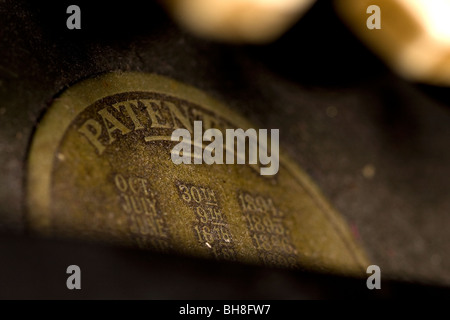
xmin=27 ymin=72 xmax=368 ymax=275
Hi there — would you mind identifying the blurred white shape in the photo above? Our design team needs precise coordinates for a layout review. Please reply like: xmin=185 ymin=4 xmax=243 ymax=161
xmin=336 ymin=0 xmax=450 ymax=86
xmin=400 ymin=0 xmax=450 ymax=45
xmin=395 ymin=0 xmax=450 ymax=84
xmin=165 ymin=0 xmax=316 ymax=43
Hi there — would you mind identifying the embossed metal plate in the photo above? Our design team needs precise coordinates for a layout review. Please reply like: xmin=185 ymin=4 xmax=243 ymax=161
xmin=27 ymin=72 xmax=368 ymax=275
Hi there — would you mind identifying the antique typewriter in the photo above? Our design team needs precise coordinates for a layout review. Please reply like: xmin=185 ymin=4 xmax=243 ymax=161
xmin=0 ymin=0 xmax=449 ymax=299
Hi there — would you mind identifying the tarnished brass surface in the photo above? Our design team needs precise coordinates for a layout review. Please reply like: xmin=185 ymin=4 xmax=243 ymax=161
xmin=27 ymin=72 xmax=368 ymax=275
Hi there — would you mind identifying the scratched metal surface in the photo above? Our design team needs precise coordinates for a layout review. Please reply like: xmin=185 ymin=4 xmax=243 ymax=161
xmin=0 ymin=0 xmax=449 ymax=294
